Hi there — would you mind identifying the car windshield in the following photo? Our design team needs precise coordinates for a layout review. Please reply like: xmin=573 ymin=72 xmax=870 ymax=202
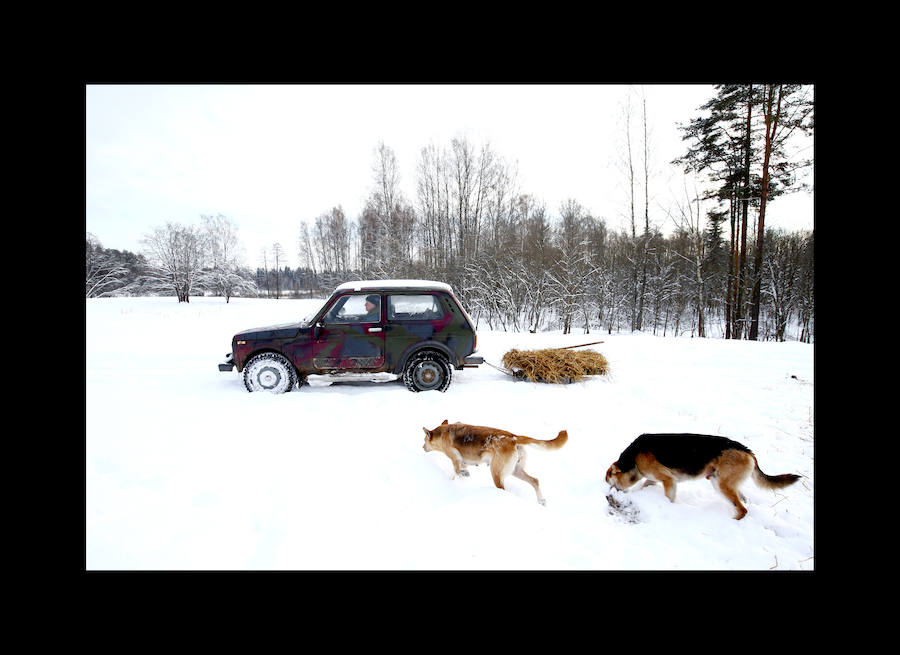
xmin=299 ymin=298 xmax=329 ymax=325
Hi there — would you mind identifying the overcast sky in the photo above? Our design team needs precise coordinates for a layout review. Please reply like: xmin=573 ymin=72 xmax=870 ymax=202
xmin=85 ymin=84 xmax=813 ymax=266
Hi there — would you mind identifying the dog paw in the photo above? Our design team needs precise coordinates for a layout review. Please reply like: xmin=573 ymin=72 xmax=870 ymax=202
xmin=456 ymin=470 xmax=470 ymax=478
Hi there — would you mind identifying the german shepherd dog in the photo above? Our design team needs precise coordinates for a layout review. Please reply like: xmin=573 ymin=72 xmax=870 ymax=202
xmin=423 ymin=421 xmax=568 ymax=505
xmin=605 ymin=433 xmax=800 ymax=519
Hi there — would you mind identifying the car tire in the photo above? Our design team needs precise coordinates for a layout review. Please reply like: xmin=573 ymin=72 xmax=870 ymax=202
xmin=243 ymin=352 xmax=298 ymax=393
xmin=403 ymin=351 xmax=452 ymax=392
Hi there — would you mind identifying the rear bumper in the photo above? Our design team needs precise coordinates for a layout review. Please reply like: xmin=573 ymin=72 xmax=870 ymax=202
xmin=218 ymin=353 xmax=235 ymax=372
xmin=463 ymin=355 xmax=483 ymax=367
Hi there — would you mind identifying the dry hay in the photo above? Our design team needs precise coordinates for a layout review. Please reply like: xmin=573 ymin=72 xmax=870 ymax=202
xmin=501 ymin=347 xmax=609 ymax=383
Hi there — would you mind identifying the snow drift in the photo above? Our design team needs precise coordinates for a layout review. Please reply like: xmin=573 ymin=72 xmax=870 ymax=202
xmin=86 ymin=296 xmax=814 ymax=570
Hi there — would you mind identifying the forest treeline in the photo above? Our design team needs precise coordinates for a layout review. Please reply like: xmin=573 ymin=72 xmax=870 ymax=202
xmin=86 ymin=84 xmax=814 ymax=342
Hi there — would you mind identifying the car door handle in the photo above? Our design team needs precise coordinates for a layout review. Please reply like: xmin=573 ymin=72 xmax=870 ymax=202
xmin=367 ymin=327 xmax=382 ymax=333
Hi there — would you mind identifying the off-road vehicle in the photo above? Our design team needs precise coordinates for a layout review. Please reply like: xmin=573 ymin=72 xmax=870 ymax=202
xmin=218 ymin=280 xmax=483 ymax=393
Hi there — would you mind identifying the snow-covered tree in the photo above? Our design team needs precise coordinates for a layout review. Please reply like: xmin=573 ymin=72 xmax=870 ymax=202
xmin=139 ymin=222 xmax=206 ymax=302
xmin=202 ymin=214 xmax=253 ymax=302
xmin=86 ymin=233 xmax=130 ymax=297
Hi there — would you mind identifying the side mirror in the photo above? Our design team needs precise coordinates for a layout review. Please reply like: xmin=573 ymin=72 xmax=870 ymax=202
xmin=314 ymin=322 xmax=324 ymax=339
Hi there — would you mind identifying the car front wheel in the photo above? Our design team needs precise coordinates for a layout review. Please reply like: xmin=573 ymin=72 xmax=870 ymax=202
xmin=403 ymin=352 xmax=452 ymax=392
xmin=243 ymin=352 xmax=298 ymax=393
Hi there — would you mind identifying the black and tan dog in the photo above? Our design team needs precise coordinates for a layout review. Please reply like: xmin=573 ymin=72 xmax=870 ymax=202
xmin=605 ymin=433 xmax=800 ymax=519
xmin=423 ymin=420 xmax=568 ymax=505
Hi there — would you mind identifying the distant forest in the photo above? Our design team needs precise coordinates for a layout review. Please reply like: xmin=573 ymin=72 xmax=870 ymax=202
xmin=86 ymin=84 xmax=814 ymax=342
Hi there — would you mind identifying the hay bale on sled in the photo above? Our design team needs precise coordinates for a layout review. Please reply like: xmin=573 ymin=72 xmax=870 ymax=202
xmin=501 ymin=346 xmax=609 ymax=383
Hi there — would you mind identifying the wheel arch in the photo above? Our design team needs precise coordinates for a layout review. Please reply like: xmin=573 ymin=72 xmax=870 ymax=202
xmin=240 ymin=347 xmax=300 ymax=377
xmin=394 ymin=341 xmax=454 ymax=375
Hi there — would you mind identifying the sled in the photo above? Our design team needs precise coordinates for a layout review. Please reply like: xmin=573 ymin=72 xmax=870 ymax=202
xmin=488 ymin=341 xmax=609 ymax=384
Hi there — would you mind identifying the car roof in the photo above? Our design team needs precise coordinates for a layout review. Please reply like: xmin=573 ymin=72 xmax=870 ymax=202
xmin=334 ymin=279 xmax=454 ymax=294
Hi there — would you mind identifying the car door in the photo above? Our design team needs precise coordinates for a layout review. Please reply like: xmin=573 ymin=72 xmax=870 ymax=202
xmin=312 ymin=293 xmax=385 ymax=370
xmin=384 ymin=292 xmax=451 ymax=370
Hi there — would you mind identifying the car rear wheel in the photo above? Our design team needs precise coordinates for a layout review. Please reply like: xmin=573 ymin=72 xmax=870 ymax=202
xmin=403 ymin=352 xmax=452 ymax=392
xmin=243 ymin=352 xmax=298 ymax=393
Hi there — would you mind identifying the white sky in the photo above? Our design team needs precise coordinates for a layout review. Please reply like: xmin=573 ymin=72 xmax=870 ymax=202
xmin=85 ymin=84 xmax=813 ymax=266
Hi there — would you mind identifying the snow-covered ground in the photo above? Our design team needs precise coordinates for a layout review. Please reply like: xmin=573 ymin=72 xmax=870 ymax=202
xmin=85 ymin=296 xmax=814 ymax=570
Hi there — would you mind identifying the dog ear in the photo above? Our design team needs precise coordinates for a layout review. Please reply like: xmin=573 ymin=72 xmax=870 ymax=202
xmin=604 ymin=464 xmax=616 ymax=483
xmin=441 ymin=419 xmax=448 ymax=425
xmin=423 ymin=427 xmax=432 ymax=438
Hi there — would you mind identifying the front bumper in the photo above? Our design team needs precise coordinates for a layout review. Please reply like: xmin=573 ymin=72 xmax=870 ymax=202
xmin=218 ymin=353 xmax=235 ymax=372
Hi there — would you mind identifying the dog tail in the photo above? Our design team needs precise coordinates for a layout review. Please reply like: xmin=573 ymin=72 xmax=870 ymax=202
xmin=517 ymin=430 xmax=568 ymax=451
xmin=752 ymin=456 xmax=800 ymax=490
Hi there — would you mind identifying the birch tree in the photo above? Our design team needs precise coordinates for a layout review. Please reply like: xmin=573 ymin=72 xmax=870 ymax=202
xmin=666 ymin=180 xmax=709 ymax=337
xmin=416 ymin=142 xmax=451 ymax=271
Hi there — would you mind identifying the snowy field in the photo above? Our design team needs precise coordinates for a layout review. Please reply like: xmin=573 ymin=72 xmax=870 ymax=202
xmin=85 ymin=296 xmax=814 ymax=570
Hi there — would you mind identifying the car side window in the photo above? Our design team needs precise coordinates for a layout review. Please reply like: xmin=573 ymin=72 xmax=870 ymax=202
xmin=324 ymin=294 xmax=381 ymax=323
xmin=387 ymin=294 xmax=444 ymax=321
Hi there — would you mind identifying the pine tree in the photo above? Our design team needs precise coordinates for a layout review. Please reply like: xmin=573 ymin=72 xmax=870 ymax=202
xmin=748 ymin=84 xmax=814 ymax=340
xmin=674 ymin=84 xmax=757 ymax=339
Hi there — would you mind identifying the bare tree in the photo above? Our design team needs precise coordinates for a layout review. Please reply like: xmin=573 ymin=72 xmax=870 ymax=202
xmin=140 ymin=222 xmax=206 ymax=302
xmin=666 ymin=179 xmax=709 ymax=337
xmin=271 ymin=242 xmax=285 ymax=299
xmin=416 ymin=142 xmax=444 ymax=271
xmin=449 ymin=136 xmax=475 ymax=263
xmin=298 ymin=219 xmax=317 ymax=276
xmin=201 ymin=213 xmax=251 ymax=302
xmin=259 ymin=247 xmax=270 ymax=297
xmin=614 ymin=90 xmax=642 ymax=332
xmin=370 ymin=141 xmax=402 ymax=271
xmin=635 ymin=89 xmax=657 ymax=331
xmin=515 ymin=195 xmax=553 ymax=331
xmin=548 ymin=199 xmax=594 ymax=334
xmin=86 ymin=233 xmax=131 ymax=297
xmin=762 ymin=229 xmax=808 ymax=342
xmin=796 ymin=232 xmax=814 ymax=343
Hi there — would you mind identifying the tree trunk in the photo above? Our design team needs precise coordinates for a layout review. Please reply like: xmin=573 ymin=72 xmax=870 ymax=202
xmin=725 ymin=194 xmax=735 ymax=339
xmin=734 ymin=85 xmax=753 ymax=339
xmin=637 ymin=94 xmax=651 ymax=332
xmin=749 ymin=85 xmax=782 ymax=341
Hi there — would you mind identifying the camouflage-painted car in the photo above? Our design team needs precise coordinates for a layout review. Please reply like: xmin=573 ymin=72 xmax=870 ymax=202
xmin=218 ymin=280 xmax=483 ymax=393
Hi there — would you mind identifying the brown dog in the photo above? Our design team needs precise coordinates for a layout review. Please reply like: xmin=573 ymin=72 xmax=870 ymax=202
xmin=423 ymin=420 xmax=568 ymax=505
xmin=605 ymin=433 xmax=800 ymax=519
